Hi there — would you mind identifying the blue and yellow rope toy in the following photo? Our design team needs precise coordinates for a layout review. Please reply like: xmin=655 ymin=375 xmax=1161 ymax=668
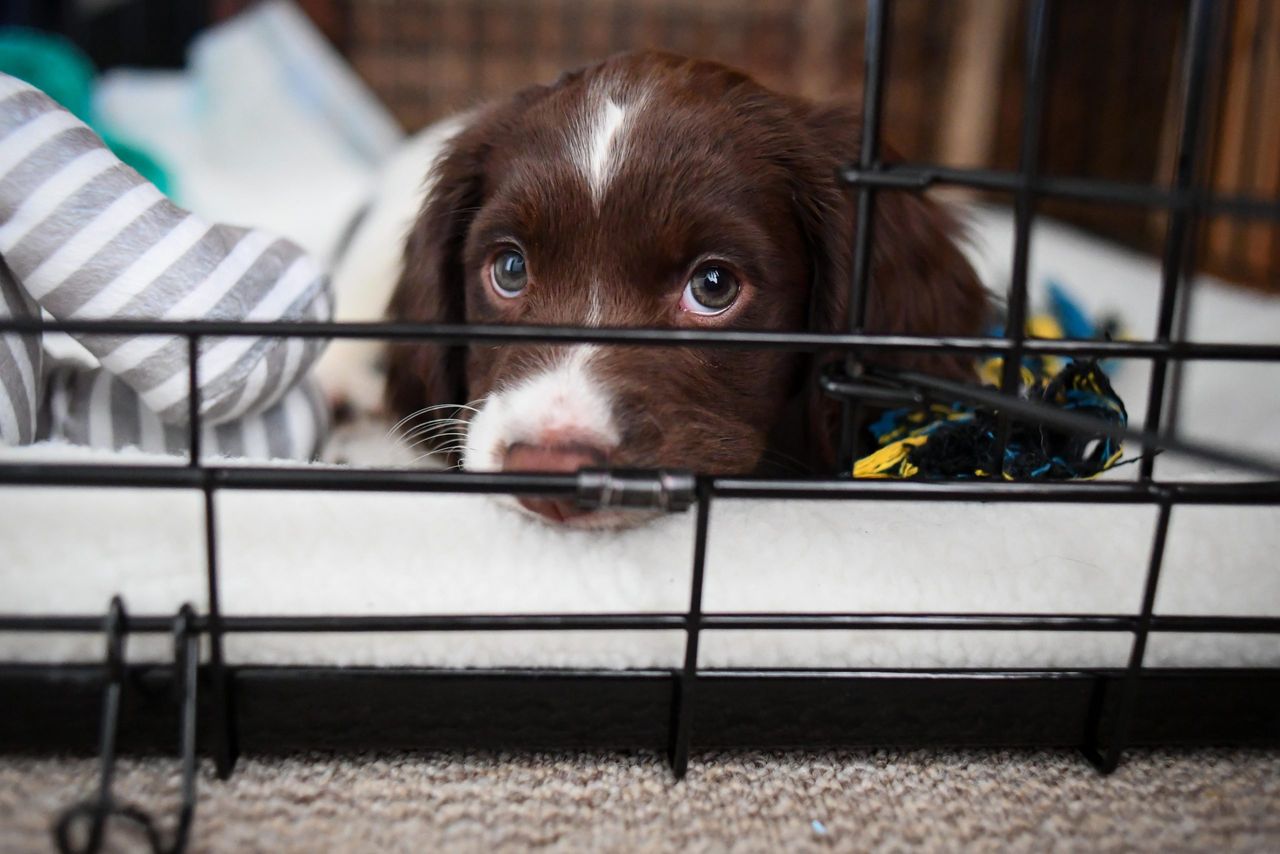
xmin=852 ymin=283 xmax=1128 ymax=481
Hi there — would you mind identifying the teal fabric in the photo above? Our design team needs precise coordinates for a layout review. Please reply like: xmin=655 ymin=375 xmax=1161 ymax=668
xmin=0 ymin=28 xmax=171 ymax=195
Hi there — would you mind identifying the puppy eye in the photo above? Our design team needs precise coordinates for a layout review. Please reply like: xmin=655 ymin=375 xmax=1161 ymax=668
xmin=490 ymin=249 xmax=528 ymax=298
xmin=680 ymin=265 xmax=740 ymax=315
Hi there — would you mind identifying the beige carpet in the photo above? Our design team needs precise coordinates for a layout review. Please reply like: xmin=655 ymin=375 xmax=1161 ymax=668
xmin=2 ymin=748 xmax=1278 ymax=852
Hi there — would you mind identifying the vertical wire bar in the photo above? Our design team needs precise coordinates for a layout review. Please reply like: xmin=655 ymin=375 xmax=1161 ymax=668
xmin=87 ymin=684 xmax=121 ymax=851
xmin=669 ymin=478 xmax=711 ymax=779
xmin=186 ymin=335 xmax=200 ymax=468
xmin=1164 ymin=272 xmax=1197 ymax=437
xmin=203 ymin=478 xmax=236 ymax=778
xmin=1140 ymin=0 xmax=1218 ymax=480
xmin=187 ymin=333 xmax=236 ymax=777
xmin=1085 ymin=497 xmax=1173 ymax=773
xmin=1172 ymin=0 xmax=1239 ymax=437
xmin=172 ymin=605 xmax=199 ymax=852
xmin=53 ymin=597 xmax=126 ymax=854
xmin=991 ymin=0 xmax=1052 ymax=478
xmin=837 ymin=0 xmax=889 ymax=472
xmin=89 ymin=599 xmax=126 ymax=853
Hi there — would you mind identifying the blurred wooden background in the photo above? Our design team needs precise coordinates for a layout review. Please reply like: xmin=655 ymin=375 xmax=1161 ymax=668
xmin=73 ymin=0 xmax=1280 ymax=292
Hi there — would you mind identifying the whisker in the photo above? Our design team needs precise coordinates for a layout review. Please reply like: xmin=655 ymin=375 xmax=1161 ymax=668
xmin=403 ymin=433 xmax=470 ymax=452
xmin=392 ymin=418 xmax=471 ymax=444
xmin=397 ymin=433 xmax=469 ymax=453
xmin=387 ymin=403 xmax=481 ymax=439
xmin=398 ymin=418 xmax=470 ymax=442
xmin=395 ymin=417 xmax=471 ymax=443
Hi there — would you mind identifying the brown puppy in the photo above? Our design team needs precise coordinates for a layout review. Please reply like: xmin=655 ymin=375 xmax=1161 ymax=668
xmin=384 ymin=50 xmax=988 ymax=525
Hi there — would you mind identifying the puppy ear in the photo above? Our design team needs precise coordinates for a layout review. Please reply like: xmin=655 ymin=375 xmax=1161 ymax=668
xmin=384 ymin=85 xmax=563 ymax=424
xmin=788 ymin=101 xmax=991 ymax=468
xmin=383 ymin=117 xmax=492 ymax=421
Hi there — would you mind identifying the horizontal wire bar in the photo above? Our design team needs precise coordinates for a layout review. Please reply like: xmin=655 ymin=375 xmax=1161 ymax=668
xmin=0 ymin=614 xmax=684 ymax=633
xmin=694 ymin=666 xmax=1280 ymax=679
xmin=0 ymin=463 xmax=580 ymax=495
xmin=222 ymin=614 xmax=685 ymax=632
xmin=701 ymin=614 xmax=1136 ymax=631
xmin=0 ymin=316 xmax=1278 ymax=361
xmin=708 ymin=477 xmax=1280 ymax=504
xmin=2 ymin=463 xmax=1279 ymax=504
xmin=0 ymin=462 xmax=1275 ymax=504
xmin=696 ymin=667 xmax=1123 ymax=679
xmin=3 ymin=613 xmax=1277 ymax=634
xmin=5 ymin=663 xmax=1273 ymax=681
xmin=839 ymin=163 xmax=1280 ymax=221
xmin=0 ymin=614 xmax=682 ymax=632
xmin=704 ymin=614 xmax=1280 ymax=633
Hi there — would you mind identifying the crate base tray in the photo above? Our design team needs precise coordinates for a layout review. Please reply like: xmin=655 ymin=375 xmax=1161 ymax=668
xmin=4 ymin=665 xmax=1277 ymax=757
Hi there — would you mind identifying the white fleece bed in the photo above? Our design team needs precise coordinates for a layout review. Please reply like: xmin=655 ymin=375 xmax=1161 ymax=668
xmin=3 ymin=208 xmax=1279 ymax=672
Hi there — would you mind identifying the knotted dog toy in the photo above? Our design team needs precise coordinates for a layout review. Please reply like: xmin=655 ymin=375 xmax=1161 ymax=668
xmin=852 ymin=284 xmax=1128 ymax=481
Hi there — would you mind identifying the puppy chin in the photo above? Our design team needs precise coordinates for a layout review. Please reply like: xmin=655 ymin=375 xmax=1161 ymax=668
xmin=492 ymin=494 xmax=661 ymax=531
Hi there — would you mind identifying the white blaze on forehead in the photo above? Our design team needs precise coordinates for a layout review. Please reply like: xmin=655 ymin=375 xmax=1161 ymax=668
xmin=569 ymin=83 xmax=649 ymax=322
xmin=574 ymin=92 xmax=638 ymax=206
xmin=588 ymin=98 xmax=626 ymax=196
xmin=462 ymin=346 xmax=618 ymax=472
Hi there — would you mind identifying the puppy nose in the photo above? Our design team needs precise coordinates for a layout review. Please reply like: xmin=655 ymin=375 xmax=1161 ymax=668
xmin=503 ymin=441 xmax=608 ymax=523
xmin=503 ymin=441 xmax=606 ymax=473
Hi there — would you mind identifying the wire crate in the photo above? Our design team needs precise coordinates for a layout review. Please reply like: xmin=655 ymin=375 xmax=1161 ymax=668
xmin=1 ymin=0 xmax=1278 ymax=851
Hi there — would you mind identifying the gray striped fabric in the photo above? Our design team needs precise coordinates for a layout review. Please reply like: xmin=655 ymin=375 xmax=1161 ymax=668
xmin=0 ymin=73 xmax=332 ymax=460
xmin=0 ymin=258 xmax=41 ymax=444
xmin=44 ymin=364 xmax=328 ymax=460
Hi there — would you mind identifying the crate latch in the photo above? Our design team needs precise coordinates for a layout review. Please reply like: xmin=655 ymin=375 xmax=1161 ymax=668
xmin=54 ymin=598 xmax=200 ymax=854
xmin=576 ymin=469 xmax=697 ymax=513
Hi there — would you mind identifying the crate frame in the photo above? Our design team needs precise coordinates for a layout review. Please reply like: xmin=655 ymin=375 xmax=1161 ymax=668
xmin=2 ymin=0 xmax=1279 ymax=850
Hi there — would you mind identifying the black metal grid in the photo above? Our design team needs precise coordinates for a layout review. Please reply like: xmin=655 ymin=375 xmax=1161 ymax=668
xmin=2 ymin=0 xmax=1280 ymax=849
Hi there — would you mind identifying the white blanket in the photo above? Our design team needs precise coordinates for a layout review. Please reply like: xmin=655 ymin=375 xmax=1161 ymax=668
xmin=3 ymin=208 xmax=1278 ymax=671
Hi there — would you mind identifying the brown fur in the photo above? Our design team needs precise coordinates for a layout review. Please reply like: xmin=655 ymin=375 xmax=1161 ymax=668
xmin=385 ymin=50 xmax=989 ymax=475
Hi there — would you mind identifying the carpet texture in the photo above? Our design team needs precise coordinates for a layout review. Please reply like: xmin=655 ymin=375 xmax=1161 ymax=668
xmin=2 ymin=748 xmax=1277 ymax=852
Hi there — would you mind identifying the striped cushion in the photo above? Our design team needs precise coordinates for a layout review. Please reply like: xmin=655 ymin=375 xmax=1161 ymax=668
xmin=0 ymin=73 xmax=332 ymax=459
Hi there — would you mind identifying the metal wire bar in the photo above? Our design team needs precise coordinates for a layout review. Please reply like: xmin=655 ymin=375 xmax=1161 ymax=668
xmin=2 ymin=462 xmax=1278 ymax=503
xmin=701 ymin=613 xmax=1280 ymax=633
xmin=2 ymin=317 xmax=1280 ymax=361
xmin=170 ymin=606 xmax=198 ymax=854
xmin=838 ymin=165 xmax=1280 ymax=221
xmin=669 ymin=479 xmax=712 ymax=778
xmin=6 ymin=612 xmax=1278 ymax=636
xmin=992 ymin=0 xmax=1051 ymax=476
xmin=202 ymin=483 xmax=235 ymax=779
xmin=708 ymin=476 xmax=1280 ymax=504
xmin=52 ymin=598 xmax=126 ymax=854
xmin=1084 ymin=499 xmax=1175 ymax=773
xmin=221 ymin=615 xmax=687 ymax=632
xmin=5 ymin=662 xmax=1275 ymax=682
xmin=14 ymin=318 xmax=1280 ymax=365
xmin=182 ymin=331 xmax=235 ymax=779
xmin=1164 ymin=282 xmax=1198 ymax=439
xmin=837 ymin=0 xmax=890 ymax=470
xmin=0 ymin=464 xmax=583 ymax=493
xmin=48 ymin=602 xmax=200 ymax=854
xmin=1140 ymin=0 xmax=1219 ymax=480
xmin=1150 ymin=0 xmax=1240 ymax=441
xmin=185 ymin=337 xmax=200 ymax=468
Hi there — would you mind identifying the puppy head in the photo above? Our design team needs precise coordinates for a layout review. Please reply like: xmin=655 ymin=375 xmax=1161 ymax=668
xmin=386 ymin=51 xmax=987 ymax=525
